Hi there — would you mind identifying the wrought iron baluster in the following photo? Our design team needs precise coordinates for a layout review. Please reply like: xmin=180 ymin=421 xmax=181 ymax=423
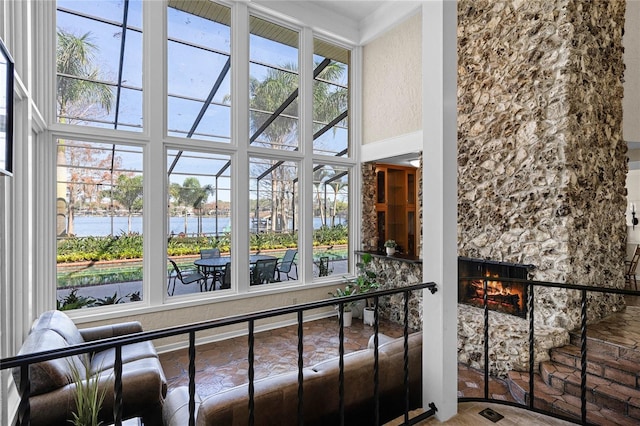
xmin=528 ymin=283 xmax=535 ymax=409
xmin=373 ymin=296 xmax=380 ymax=426
xmin=18 ymin=364 xmax=30 ymax=425
xmin=580 ymin=289 xmax=588 ymax=424
xmin=483 ymin=277 xmax=489 ymax=398
xmin=189 ymin=331 xmax=196 ymax=426
xmin=339 ymin=302 xmax=345 ymax=426
xmin=113 ymin=345 xmax=123 ymax=426
xmin=403 ymin=290 xmax=410 ymax=424
xmin=297 ymin=311 xmax=304 ymax=426
xmin=248 ymin=319 xmax=255 ymax=426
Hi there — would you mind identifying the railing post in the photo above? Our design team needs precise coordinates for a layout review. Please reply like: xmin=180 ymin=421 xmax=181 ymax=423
xmin=338 ymin=302 xmax=345 ymax=426
xmin=580 ymin=289 xmax=588 ymax=425
xmin=483 ymin=277 xmax=489 ymax=398
xmin=373 ymin=296 xmax=380 ymax=426
xmin=17 ymin=364 xmax=30 ymax=425
xmin=403 ymin=290 xmax=410 ymax=424
xmin=297 ymin=310 xmax=304 ymax=426
xmin=113 ymin=345 xmax=123 ymax=426
xmin=248 ymin=319 xmax=255 ymax=426
xmin=527 ymin=283 xmax=535 ymax=409
xmin=189 ymin=331 xmax=196 ymax=426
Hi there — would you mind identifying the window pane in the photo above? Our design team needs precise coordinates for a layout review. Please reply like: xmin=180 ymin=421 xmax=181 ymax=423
xmin=249 ymin=16 xmax=299 ymax=151
xmin=167 ymin=1 xmax=231 ymax=142
xmin=313 ymin=164 xmax=349 ymax=278
xmin=167 ymin=150 xmax=232 ymax=295
xmin=249 ymin=157 xmax=299 ymax=285
xmin=313 ymin=39 xmax=350 ymax=157
xmin=56 ymin=0 xmax=143 ymax=130
xmin=56 ymin=140 xmax=144 ymax=309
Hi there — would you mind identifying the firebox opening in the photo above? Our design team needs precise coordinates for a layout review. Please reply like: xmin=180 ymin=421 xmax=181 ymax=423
xmin=458 ymin=257 xmax=534 ymax=318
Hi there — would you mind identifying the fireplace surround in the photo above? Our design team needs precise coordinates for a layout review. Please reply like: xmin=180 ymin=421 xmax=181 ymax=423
xmin=458 ymin=257 xmax=533 ymax=319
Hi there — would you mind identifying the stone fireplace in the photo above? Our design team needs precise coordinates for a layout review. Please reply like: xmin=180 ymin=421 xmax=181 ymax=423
xmin=458 ymin=257 xmax=531 ymax=319
xmin=455 ymin=0 xmax=628 ymax=376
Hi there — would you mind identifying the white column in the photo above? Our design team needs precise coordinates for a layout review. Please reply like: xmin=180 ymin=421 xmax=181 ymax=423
xmin=421 ymin=0 xmax=458 ymax=421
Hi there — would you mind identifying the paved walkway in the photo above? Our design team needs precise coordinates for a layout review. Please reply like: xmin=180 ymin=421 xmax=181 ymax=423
xmin=56 ymin=259 xmax=348 ymax=305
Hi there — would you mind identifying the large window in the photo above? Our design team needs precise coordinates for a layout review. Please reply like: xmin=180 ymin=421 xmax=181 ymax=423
xmin=56 ymin=0 xmax=143 ymax=131
xmin=313 ymin=39 xmax=350 ymax=157
xmin=53 ymin=1 xmax=353 ymax=310
xmin=56 ymin=140 xmax=144 ymax=308
xmin=249 ymin=16 xmax=299 ymax=151
xmin=167 ymin=1 xmax=231 ymax=142
xmin=166 ymin=149 xmax=232 ymax=296
xmin=313 ymin=164 xmax=349 ymax=278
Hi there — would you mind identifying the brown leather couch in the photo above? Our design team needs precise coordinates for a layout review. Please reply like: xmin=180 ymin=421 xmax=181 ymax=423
xmin=163 ymin=332 xmax=422 ymax=426
xmin=13 ymin=310 xmax=167 ymax=426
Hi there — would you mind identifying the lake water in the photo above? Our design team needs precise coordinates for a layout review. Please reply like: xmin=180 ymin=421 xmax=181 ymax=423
xmin=70 ymin=215 xmax=346 ymax=237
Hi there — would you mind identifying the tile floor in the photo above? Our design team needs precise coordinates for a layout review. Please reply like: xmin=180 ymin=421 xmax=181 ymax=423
xmin=159 ymin=315 xmax=569 ymax=425
xmin=159 ymin=297 xmax=640 ymax=424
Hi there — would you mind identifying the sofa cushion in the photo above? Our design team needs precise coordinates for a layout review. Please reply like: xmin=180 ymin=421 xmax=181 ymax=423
xmin=90 ymin=341 xmax=160 ymax=374
xmin=12 ymin=329 xmax=86 ymax=396
xmin=31 ymin=310 xmax=85 ymax=346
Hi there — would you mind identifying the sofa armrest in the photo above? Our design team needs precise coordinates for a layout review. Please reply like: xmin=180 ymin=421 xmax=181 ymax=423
xmin=79 ymin=321 xmax=143 ymax=341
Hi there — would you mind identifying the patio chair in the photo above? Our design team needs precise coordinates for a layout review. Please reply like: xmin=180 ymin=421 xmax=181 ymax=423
xmin=200 ymin=248 xmax=221 ymax=258
xmin=251 ymin=258 xmax=279 ymax=285
xmin=167 ymin=258 xmax=206 ymax=296
xmin=276 ymin=249 xmax=298 ymax=281
xmin=318 ymin=256 xmax=332 ymax=277
xmin=220 ymin=262 xmax=232 ymax=290
xmin=626 ymin=245 xmax=640 ymax=290
xmin=200 ymin=248 xmax=222 ymax=288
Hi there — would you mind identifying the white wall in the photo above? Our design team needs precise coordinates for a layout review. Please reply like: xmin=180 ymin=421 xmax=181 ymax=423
xmin=624 ymin=0 xmax=640 ymax=145
xmin=362 ymin=12 xmax=422 ymax=145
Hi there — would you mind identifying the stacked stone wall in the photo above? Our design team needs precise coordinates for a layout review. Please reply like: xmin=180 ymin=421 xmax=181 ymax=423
xmin=456 ymin=0 xmax=627 ymax=375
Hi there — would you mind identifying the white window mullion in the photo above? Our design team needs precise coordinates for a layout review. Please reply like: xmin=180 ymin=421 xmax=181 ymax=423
xmin=232 ymin=2 xmax=250 ymax=292
xmin=299 ymin=27 xmax=314 ymax=283
xmin=144 ymin=0 xmax=166 ymax=305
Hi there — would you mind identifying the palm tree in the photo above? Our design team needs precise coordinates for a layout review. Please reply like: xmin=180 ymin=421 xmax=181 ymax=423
xmin=249 ymin=59 xmax=347 ymax=233
xmin=56 ymin=29 xmax=114 ymax=236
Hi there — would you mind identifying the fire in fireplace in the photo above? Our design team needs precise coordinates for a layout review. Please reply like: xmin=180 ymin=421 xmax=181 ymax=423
xmin=458 ymin=257 xmax=533 ymax=318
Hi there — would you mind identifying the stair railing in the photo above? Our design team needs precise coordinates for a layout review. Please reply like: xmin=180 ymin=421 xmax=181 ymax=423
xmin=460 ymin=274 xmax=640 ymax=425
xmin=1 ymin=282 xmax=438 ymax=426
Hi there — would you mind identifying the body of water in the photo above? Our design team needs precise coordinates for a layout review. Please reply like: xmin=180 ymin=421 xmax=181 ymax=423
xmin=70 ymin=215 xmax=346 ymax=237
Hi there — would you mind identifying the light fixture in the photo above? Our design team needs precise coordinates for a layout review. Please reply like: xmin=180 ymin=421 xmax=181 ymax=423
xmin=632 ymin=203 xmax=638 ymax=230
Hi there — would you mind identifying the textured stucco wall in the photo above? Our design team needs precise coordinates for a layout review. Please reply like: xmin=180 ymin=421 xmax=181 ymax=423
xmin=623 ymin=0 xmax=640 ymax=144
xmin=362 ymin=12 xmax=421 ymax=145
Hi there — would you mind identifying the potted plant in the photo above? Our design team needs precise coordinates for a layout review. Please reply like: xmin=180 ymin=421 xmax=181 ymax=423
xmin=329 ymin=284 xmax=357 ymax=326
xmin=68 ymin=355 xmax=109 ymax=426
xmin=384 ymin=239 xmax=397 ymax=256
xmin=348 ymin=253 xmax=379 ymax=326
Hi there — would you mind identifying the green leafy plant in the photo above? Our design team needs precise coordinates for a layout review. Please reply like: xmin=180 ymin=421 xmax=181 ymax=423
xmin=68 ymin=355 xmax=109 ymax=426
xmin=57 ymin=289 xmax=96 ymax=311
xmin=94 ymin=292 xmax=124 ymax=306
xmin=345 ymin=253 xmax=379 ymax=307
xmin=328 ymin=284 xmax=358 ymax=312
xmin=384 ymin=239 xmax=396 ymax=248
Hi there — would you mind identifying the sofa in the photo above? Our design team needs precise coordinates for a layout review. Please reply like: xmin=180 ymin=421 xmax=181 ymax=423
xmin=163 ymin=332 xmax=422 ymax=426
xmin=13 ymin=310 xmax=167 ymax=426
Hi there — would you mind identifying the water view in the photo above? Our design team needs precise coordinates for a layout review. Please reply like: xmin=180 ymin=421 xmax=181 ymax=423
xmin=70 ymin=215 xmax=347 ymax=237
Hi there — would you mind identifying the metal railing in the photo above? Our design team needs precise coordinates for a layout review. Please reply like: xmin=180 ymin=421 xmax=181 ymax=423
xmin=1 ymin=282 xmax=438 ymax=426
xmin=459 ymin=275 xmax=640 ymax=425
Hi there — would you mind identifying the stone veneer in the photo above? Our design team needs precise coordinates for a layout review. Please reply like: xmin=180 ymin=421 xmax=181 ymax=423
xmin=456 ymin=0 xmax=628 ymax=375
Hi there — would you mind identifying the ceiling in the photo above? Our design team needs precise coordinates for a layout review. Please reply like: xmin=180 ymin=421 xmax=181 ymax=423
xmin=304 ymin=1 xmax=387 ymax=23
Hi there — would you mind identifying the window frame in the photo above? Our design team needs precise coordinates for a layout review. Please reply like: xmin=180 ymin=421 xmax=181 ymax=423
xmin=49 ymin=0 xmax=358 ymax=319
